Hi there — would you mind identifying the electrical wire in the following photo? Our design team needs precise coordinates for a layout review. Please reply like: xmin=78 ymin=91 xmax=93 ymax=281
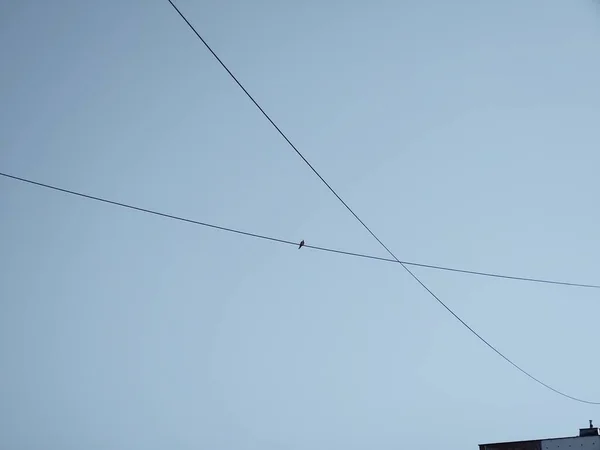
xmin=164 ymin=0 xmax=600 ymax=405
xmin=2 ymin=171 xmax=599 ymax=291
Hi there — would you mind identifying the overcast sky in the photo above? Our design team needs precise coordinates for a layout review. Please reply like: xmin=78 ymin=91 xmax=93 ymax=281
xmin=1 ymin=1 xmax=599 ymax=449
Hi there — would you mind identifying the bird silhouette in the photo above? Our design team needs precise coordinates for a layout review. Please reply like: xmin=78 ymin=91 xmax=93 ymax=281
xmin=298 ymin=240 xmax=305 ymax=249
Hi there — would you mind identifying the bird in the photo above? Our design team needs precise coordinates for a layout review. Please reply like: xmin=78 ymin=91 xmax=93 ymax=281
xmin=298 ymin=240 xmax=305 ymax=249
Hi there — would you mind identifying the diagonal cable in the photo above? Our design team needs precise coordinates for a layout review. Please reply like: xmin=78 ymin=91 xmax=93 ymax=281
xmin=2 ymin=171 xmax=599 ymax=290
xmin=164 ymin=0 xmax=600 ymax=404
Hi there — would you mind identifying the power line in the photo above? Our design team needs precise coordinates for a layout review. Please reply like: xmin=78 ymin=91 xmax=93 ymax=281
xmin=2 ymin=171 xmax=599 ymax=291
xmin=164 ymin=0 xmax=600 ymax=405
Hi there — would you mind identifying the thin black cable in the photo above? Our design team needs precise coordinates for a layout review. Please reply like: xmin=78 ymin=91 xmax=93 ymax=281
xmin=164 ymin=1 xmax=600 ymax=404
xmin=3 ymin=171 xmax=599 ymax=290
xmin=0 ymin=173 xmax=292 ymax=246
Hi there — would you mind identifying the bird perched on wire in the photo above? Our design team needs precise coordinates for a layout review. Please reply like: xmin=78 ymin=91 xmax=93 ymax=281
xmin=298 ymin=240 xmax=305 ymax=249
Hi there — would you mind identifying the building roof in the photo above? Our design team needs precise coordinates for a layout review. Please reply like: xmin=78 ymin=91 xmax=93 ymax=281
xmin=479 ymin=426 xmax=599 ymax=450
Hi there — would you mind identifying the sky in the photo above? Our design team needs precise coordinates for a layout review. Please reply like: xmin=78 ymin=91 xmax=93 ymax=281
xmin=1 ymin=0 xmax=599 ymax=449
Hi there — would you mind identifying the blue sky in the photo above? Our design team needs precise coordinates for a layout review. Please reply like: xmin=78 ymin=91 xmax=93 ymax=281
xmin=1 ymin=1 xmax=599 ymax=449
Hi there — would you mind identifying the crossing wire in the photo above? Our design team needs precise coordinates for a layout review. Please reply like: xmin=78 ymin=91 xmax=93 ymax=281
xmin=2 ymin=171 xmax=599 ymax=290
xmin=164 ymin=0 xmax=600 ymax=404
